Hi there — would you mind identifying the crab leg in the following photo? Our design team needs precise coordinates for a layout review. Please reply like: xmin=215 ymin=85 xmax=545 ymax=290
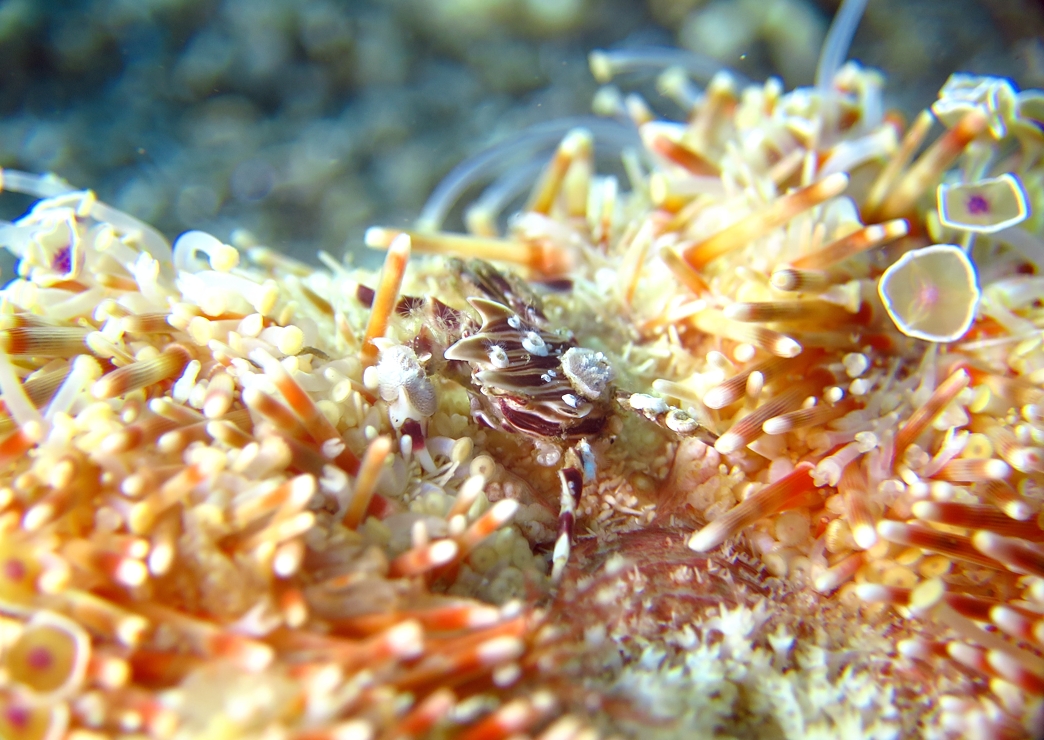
xmin=551 ymin=467 xmax=583 ymax=584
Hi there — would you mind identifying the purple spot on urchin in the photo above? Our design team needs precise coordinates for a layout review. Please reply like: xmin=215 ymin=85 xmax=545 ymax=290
xmin=917 ymin=281 xmax=940 ymax=310
xmin=52 ymin=246 xmax=71 ymax=274
xmin=3 ymin=557 xmax=26 ymax=582
xmin=4 ymin=704 xmax=30 ymax=729
xmin=26 ymin=645 xmax=53 ymax=671
xmin=966 ymin=193 xmax=991 ymax=215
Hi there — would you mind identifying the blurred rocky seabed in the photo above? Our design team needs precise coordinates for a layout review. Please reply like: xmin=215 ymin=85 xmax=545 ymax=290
xmin=0 ymin=0 xmax=1040 ymax=266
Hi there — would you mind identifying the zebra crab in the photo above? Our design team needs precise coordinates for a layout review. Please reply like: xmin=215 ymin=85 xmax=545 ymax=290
xmin=376 ymin=258 xmax=717 ymax=584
